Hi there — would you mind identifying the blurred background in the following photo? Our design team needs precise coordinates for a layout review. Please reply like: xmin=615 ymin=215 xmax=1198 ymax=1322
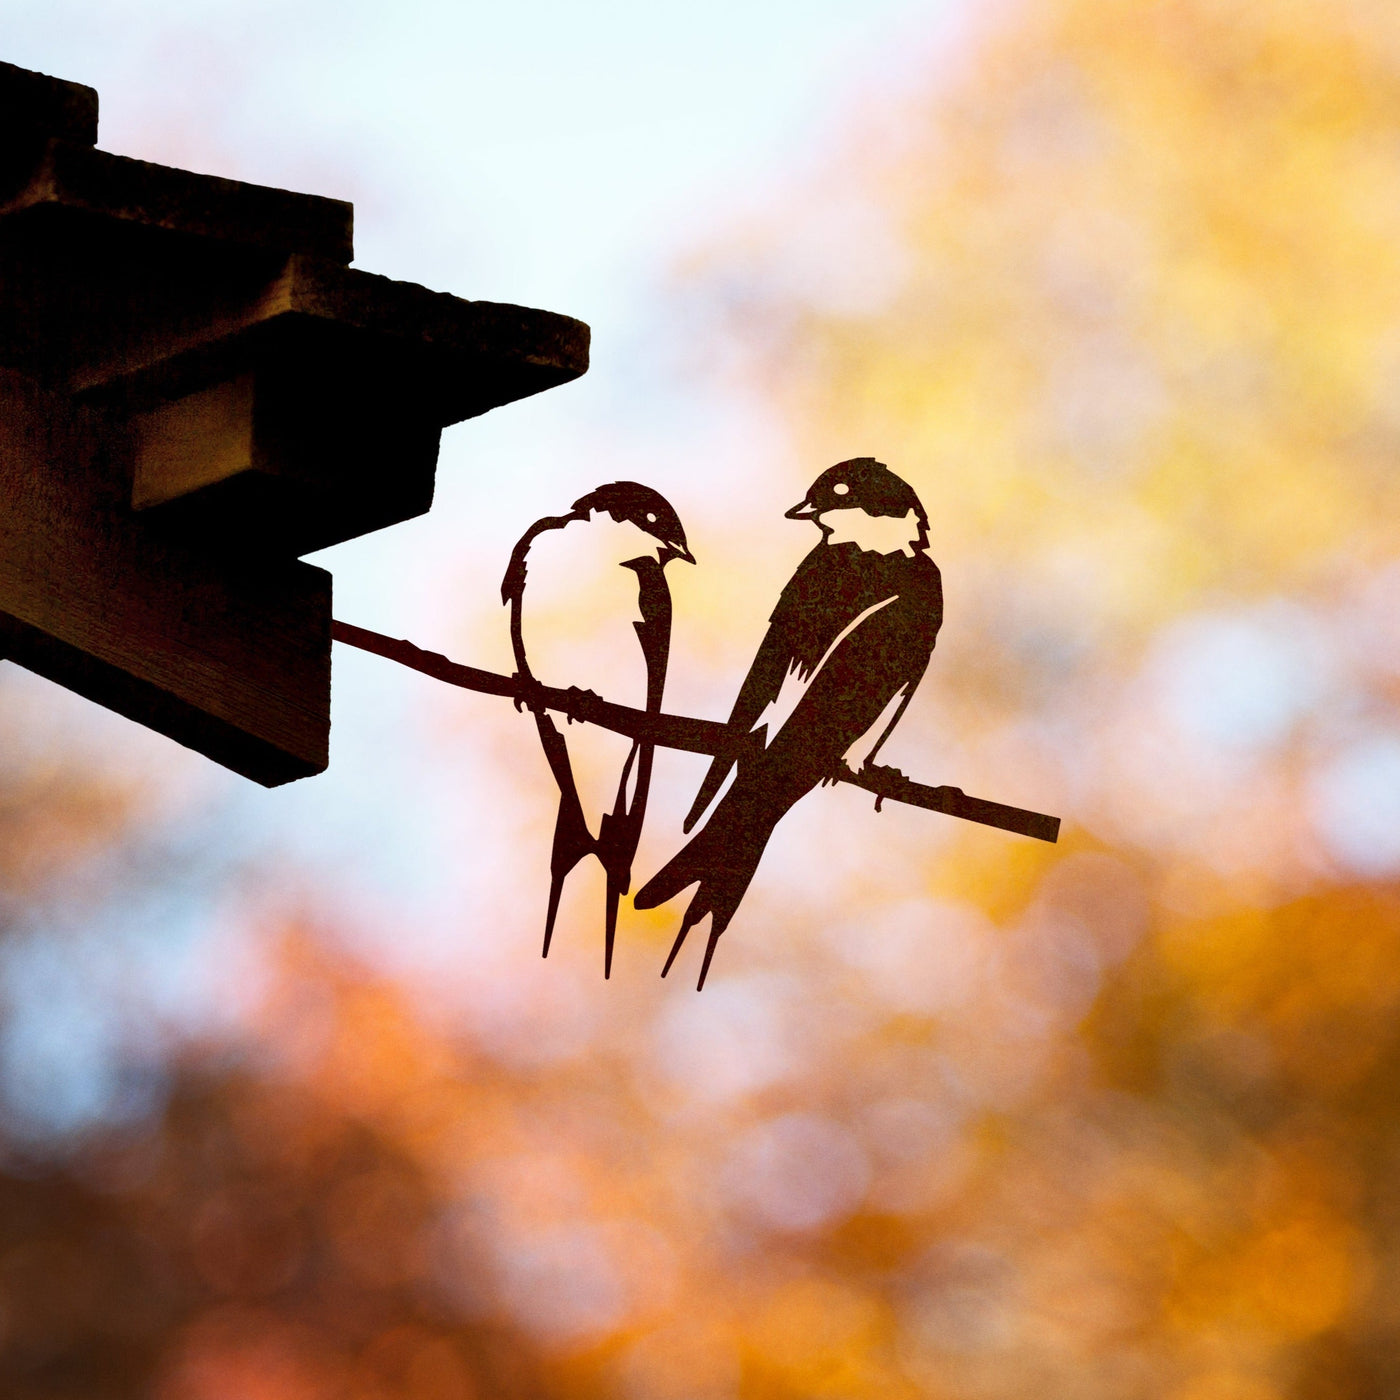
xmin=4 ymin=0 xmax=1400 ymax=1396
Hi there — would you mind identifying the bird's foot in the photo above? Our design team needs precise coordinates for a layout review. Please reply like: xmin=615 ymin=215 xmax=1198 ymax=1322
xmin=564 ymin=686 xmax=602 ymax=723
xmin=512 ymin=674 xmax=548 ymax=714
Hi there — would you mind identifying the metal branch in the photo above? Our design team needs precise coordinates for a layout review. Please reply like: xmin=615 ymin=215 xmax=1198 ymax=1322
xmin=332 ymin=620 xmax=741 ymax=757
xmin=331 ymin=620 xmax=1060 ymax=843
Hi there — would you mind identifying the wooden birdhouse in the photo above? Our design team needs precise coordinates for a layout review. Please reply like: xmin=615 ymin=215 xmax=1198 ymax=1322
xmin=0 ymin=60 xmax=589 ymax=786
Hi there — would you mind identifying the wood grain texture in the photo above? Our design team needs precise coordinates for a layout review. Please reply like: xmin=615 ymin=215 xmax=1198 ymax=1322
xmin=0 ymin=370 xmax=330 ymax=784
xmin=0 ymin=231 xmax=589 ymax=557
xmin=131 ymin=374 xmax=258 ymax=508
xmin=69 ymin=256 xmax=591 ymax=421
xmin=127 ymin=354 xmax=444 ymax=557
xmin=0 ymin=139 xmax=353 ymax=262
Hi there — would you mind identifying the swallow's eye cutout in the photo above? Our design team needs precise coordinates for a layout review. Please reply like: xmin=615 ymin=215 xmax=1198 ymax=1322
xmin=833 ymin=482 xmax=850 ymax=495
xmin=646 ymin=512 xmax=657 ymax=523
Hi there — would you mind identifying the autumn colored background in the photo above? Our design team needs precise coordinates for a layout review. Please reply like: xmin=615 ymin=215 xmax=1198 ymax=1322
xmin=4 ymin=0 xmax=1400 ymax=1396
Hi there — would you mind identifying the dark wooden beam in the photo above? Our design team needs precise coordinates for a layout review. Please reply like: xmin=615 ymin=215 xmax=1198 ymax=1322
xmin=0 ymin=370 xmax=330 ymax=784
xmin=0 ymin=60 xmax=97 ymax=146
xmin=0 ymin=61 xmax=589 ymax=783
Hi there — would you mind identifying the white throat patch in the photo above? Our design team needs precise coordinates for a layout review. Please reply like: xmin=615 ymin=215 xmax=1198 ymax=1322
xmin=819 ymin=506 xmax=922 ymax=556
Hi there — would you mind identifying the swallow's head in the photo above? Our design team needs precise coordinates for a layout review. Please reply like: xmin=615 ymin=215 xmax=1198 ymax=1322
xmin=786 ymin=458 xmax=929 ymax=551
xmin=573 ymin=481 xmax=695 ymax=566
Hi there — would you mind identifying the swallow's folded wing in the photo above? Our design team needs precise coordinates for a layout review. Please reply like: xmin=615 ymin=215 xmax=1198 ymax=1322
xmin=768 ymin=586 xmax=939 ymax=778
xmin=682 ymin=617 xmax=797 ymax=831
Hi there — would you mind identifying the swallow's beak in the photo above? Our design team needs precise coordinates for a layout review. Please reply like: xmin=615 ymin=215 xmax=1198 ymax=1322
xmin=665 ymin=542 xmax=696 ymax=565
xmin=785 ymin=499 xmax=820 ymax=520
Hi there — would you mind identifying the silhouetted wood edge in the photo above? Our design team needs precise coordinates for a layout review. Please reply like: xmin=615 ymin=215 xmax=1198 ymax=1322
xmin=332 ymin=619 xmax=1061 ymax=843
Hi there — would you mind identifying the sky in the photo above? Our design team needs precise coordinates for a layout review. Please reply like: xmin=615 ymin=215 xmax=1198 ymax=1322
xmin=0 ymin=0 xmax=965 ymax=948
xmin=6 ymin=0 xmax=958 ymax=319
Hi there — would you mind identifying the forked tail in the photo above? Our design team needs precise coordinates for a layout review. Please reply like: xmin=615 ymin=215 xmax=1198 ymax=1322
xmin=634 ymin=794 xmax=775 ymax=989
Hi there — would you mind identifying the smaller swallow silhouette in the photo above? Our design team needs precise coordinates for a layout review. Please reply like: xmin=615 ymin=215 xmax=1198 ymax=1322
xmin=503 ymin=482 xmax=694 ymax=977
xmin=634 ymin=458 xmax=942 ymax=988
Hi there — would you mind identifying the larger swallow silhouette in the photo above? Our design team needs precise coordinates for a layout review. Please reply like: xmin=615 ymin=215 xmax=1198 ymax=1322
xmin=503 ymin=482 xmax=694 ymax=977
xmin=634 ymin=458 xmax=942 ymax=988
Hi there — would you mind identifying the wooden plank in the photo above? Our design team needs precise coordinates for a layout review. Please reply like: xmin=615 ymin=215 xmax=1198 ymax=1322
xmin=0 ymin=369 xmax=330 ymax=785
xmin=70 ymin=257 xmax=592 ymax=420
xmin=0 ymin=60 xmax=97 ymax=146
xmin=131 ymin=374 xmax=258 ymax=508
xmin=0 ymin=139 xmax=354 ymax=262
xmin=128 ymin=351 xmax=443 ymax=558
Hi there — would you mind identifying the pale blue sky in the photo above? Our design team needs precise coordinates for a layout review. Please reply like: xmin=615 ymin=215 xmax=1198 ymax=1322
xmin=6 ymin=0 xmax=955 ymax=311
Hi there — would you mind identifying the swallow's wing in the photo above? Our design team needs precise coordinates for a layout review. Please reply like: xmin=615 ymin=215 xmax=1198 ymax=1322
xmin=630 ymin=556 xmax=673 ymax=713
xmin=682 ymin=547 xmax=841 ymax=832
xmin=770 ymin=572 xmax=941 ymax=780
xmin=741 ymin=551 xmax=943 ymax=790
xmin=640 ymin=563 xmax=942 ymax=949
xmin=682 ymin=622 xmax=794 ymax=832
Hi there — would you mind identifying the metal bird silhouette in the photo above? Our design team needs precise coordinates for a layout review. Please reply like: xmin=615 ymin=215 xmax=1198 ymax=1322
xmin=332 ymin=460 xmax=1059 ymax=992
xmin=634 ymin=458 xmax=942 ymax=988
xmin=501 ymin=481 xmax=694 ymax=977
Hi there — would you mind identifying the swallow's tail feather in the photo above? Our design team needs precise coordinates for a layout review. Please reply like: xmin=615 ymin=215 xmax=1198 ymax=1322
xmin=659 ymin=909 xmax=696 ymax=978
xmin=636 ymin=794 xmax=777 ymax=988
xmin=633 ymin=816 xmax=718 ymax=912
xmin=543 ymin=874 xmax=565 ymax=959
xmin=602 ymin=872 xmax=622 ymax=979
xmin=595 ymin=809 xmax=637 ymax=981
xmin=536 ymin=711 xmax=596 ymax=959
xmin=592 ymin=742 xmax=652 ymax=980
xmin=542 ymin=788 xmax=596 ymax=958
xmin=656 ymin=884 xmax=733 ymax=990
